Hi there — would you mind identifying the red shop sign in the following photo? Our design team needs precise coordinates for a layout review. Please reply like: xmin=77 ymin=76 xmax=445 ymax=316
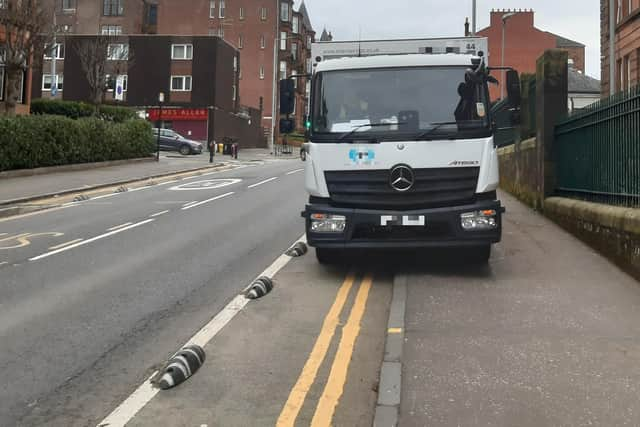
xmin=148 ymin=108 xmax=208 ymax=121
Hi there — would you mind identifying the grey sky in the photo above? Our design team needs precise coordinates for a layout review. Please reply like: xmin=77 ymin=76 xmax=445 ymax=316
xmin=300 ymin=0 xmax=601 ymax=79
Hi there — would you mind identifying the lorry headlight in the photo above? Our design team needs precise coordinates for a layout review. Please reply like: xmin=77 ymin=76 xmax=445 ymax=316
xmin=461 ymin=210 xmax=498 ymax=231
xmin=310 ymin=213 xmax=346 ymax=233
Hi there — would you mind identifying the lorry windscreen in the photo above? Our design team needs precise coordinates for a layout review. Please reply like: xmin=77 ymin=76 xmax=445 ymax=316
xmin=312 ymin=66 xmax=490 ymax=141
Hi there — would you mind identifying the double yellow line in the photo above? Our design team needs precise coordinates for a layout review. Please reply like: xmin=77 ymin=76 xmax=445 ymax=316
xmin=277 ymin=270 xmax=374 ymax=427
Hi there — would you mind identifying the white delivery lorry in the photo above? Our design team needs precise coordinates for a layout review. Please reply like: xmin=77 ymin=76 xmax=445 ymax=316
xmin=287 ymin=37 xmax=521 ymax=264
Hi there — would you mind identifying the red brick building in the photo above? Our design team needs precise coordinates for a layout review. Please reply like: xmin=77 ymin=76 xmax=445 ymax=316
xmin=39 ymin=0 xmax=315 ymax=141
xmin=601 ymin=0 xmax=640 ymax=96
xmin=477 ymin=9 xmax=586 ymax=101
xmin=0 ymin=4 xmax=33 ymax=115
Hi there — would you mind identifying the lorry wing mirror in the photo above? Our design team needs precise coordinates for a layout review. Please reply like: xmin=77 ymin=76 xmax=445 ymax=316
xmin=506 ymin=70 xmax=521 ymax=108
xmin=279 ymin=79 xmax=296 ymax=115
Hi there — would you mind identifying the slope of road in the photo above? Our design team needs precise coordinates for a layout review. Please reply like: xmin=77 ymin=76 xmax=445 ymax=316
xmin=0 ymin=159 xmax=307 ymax=426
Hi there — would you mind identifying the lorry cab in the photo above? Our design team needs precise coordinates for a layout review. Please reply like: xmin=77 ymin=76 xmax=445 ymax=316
xmin=295 ymin=51 xmax=519 ymax=264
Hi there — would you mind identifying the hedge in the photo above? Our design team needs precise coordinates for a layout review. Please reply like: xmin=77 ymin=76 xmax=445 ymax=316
xmin=30 ymin=99 xmax=138 ymax=123
xmin=0 ymin=115 xmax=155 ymax=171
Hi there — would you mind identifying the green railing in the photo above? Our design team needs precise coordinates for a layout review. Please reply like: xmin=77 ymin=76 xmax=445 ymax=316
xmin=554 ymin=85 xmax=640 ymax=207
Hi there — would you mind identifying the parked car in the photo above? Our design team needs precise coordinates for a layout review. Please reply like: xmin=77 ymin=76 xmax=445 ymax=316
xmin=152 ymin=128 xmax=203 ymax=155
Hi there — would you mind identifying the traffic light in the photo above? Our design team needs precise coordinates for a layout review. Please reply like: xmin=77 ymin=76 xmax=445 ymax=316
xmin=304 ymin=115 xmax=311 ymax=130
xmin=279 ymin=79 xmax=295 ymax=115
xmin=280 ymin=118 xmax=295 ymax=134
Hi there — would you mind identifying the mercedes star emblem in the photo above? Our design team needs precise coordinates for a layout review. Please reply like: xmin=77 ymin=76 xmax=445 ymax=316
xmin=389 ymin=165 xmax=415 ymax=192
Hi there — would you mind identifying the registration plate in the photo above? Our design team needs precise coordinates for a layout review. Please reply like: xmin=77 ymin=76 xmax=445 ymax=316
xmin=380 ymin=215 xmax=426 ymax=227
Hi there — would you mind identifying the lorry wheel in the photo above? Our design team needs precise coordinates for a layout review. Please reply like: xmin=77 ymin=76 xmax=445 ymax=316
xmin=316 ymin=248 xmax=342 ymax=265
xmin=470 ymin=245 xmax=491 ymax=264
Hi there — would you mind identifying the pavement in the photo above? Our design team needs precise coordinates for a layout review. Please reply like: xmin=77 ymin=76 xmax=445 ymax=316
xmin=0 ymin=149 xmax=275 ymax=205
xmin=2 ymin=156 xmax=640 ymax=427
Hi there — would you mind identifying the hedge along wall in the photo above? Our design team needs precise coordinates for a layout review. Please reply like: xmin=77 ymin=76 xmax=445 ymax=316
xmin=0 ymin=115 xmax=155 ymax=172
xmin=30 ymin=99 xmax=138 ymax=123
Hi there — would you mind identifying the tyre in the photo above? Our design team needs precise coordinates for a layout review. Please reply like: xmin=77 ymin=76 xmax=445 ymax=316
xmin=179 ymin=144 xmax=192 ymax=155
xmin=470 ymin=245 xmax=491 ymax=264
xmin=315 ymin=248 xmax=343 ymax=265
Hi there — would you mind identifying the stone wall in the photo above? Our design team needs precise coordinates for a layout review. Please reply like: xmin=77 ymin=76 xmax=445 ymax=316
xmin=545 ymin=197 xmax=640 ymax=280
xmin=497 ymin=138 xmax=541 ymax=210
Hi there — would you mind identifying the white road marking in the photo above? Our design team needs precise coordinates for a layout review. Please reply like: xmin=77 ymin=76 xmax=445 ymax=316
xmin=108 ymin=222 xmax=133 ymax=232
xmin=29 ymin=219 xmax=155 ymax=261
xmin=0 ymin=261 xmax=8 ymax=267
xmin=182 ymin=201 xmax=198 ymax=209
xmin=248 ymin=177 xmax=278 ymax=189
xmin=286 ymin=168 xmax=304 ymax=175
xmin=128 ymin=186 xmax=152 ymax=193
xmin=0 ymin=233 xmax=6 ymax=237
xmin=169 ymin=179 xmax=242 ymax=191
xmin=181 ymin=192 xmax=234 ymax=210
xmin=48 ymin=238 xmax=84 ymax=251
xmin=97 ymin=234 xmax=306 ymax=427
xmin=158 ymin=179 xmax=179 ymax=186
xmin=91 ymin=193 xmax=119 ymax=201
xmin=150 ymin=210 xmax=170 ymax=218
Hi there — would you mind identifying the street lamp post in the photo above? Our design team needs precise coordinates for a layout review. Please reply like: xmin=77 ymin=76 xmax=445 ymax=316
xmin=501 ymin=12 xmax=516 ymax=100
xmin=156 ymin=92 xmax=165 ymax=161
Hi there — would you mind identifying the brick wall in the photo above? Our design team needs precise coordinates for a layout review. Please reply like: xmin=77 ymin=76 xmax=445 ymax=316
xmin=600 ymin=0 xmax=640 ymax=96
xmin=478 ymin=9 xmax=585 ymax=102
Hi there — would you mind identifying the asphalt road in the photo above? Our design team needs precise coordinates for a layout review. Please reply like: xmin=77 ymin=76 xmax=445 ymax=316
xmin=0 ymin=158 xmax=307 ymax=426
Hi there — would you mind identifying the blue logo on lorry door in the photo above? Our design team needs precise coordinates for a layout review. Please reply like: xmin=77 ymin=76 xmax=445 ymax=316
xmin=348 ymin=148 xmax=376 ymax=166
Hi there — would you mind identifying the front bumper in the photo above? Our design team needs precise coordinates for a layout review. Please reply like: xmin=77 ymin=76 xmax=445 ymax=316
xmin=303 ymin=200 xmax=504 ymax=249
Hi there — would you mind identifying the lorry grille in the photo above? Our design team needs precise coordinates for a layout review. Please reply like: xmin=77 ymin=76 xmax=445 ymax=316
xmin=324 ymin=167 xmax=480 ymax=209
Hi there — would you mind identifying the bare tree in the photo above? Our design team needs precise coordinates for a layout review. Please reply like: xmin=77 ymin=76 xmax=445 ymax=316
xmin=0 ymin=0 xmax=53 ymax=115
xmin=74 ymin=36 xmax=132 ymax=109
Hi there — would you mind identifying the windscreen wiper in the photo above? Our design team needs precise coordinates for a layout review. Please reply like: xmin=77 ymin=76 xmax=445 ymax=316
xmin=337 ymin=122 xmax=407 ymax=143
xmin=414 ymin=122 xmax=459 ymax=140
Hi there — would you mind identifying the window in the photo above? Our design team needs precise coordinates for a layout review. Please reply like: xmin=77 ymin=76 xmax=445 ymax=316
xmin=239 ymin=7 xmax=245 ymax=20
xmin=233 ymin=56 xmax=238 ymax=72
xmin=107 ymin=43 xmax=129 ymax=60
xmin=279 ymin=60 xmax=287 ymax=80
xmin=62 ymin=0 xmax=76 ymax=11
xmin=42 ymin=74 xmax=64 ymax=91
xmin=292 ymin=16 xmax=299 ymax=34
xmin=0 ymin=67 xmax=4 ymax=101
xmin=209 ymin=0 xmax=215 ymax=18
xmin=280 ymin=31 xmax=287 ymax=50
xmin=238 ymin=35 xmax=244 ymax=49
xmin=232 ymin=84 xmax=237 ymax=101
xmin=106 ymin=74 xmax=128 ymax=92
xmin=259 ymin=66 xmax=265 ymax=80
xmin=171 ymin=76 xmax=192 ymax=91
xmin=280 ymin=2 xmax=290 ymax=21
xmin=0 ymin=0 xmax=7 ymax=9
xmin=306 ymin=58 xmax=312 ymax=74
xmin=260 ymin=35 xmax=266 ymax=49
xmin=44 ymin=43 xmax=65 ymax=60
xmin=624 ymin=55 xmax=631 ymax=91
xmin=218 ymin=28 xmax=225 ymax=37
xmin=291 ymin=42 xmax=297 ymax=61
xmin=637 ymin=49 xmax=640 ymax=86
xmin=306 ymin=35 xmax=312 ymax=49
xmin=209 ymin=28 xmax=217 ymax=36
xmin=171 ymin=44 xmax=193 ymax=60
xmin=103 ymin=0 xmax=124 ymax=16
xmin=219 ymin=0 xmax=225 ymax=18
xmin=101 ymin=25 xmax=122 ymax=35
xmin=260 ymin=7 xmax=267 ymax=21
